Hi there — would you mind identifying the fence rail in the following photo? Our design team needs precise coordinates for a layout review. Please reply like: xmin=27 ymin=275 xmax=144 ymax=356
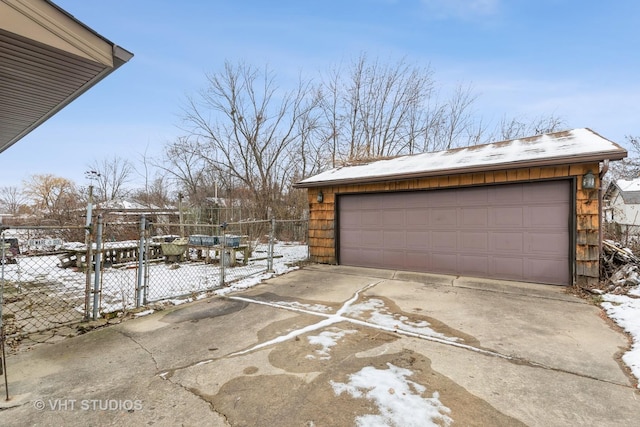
xmin=1 ymin=218 xmax=308 ymax=341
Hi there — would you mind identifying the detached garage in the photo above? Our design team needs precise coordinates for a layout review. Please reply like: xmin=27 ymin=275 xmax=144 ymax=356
xmin=295 ymin=129 xmax=627 ymax=287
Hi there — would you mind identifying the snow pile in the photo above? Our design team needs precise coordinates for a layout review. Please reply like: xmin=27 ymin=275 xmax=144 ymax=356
xmin=601 ymin=292 xmax=640 ymax=388
xmin=331 ymin=363 xmax=453 ymax=427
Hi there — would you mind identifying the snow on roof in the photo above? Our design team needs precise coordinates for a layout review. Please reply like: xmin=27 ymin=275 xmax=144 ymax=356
xmin=612 ymin=178 xmax=640 ymax=204
xmin=616 ymin=178 xmax=640 ymax=193
xmin=296 ymin=128 xmax=626 ymax=187
xmin=98 ymin=199 xmax=150 ymax=210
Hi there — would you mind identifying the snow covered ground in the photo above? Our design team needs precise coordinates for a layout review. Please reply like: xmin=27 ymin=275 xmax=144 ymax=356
xmin=331 ymin=363 xmax=453 ymax=427
xmin=601 ymin=287 xmax=640 ymax=388
xmin=1 ymin=242 xmax=309 ymax=315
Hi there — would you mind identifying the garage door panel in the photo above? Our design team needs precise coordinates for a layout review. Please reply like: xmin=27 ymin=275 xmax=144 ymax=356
xmin=360 ymin=230 xmax=383 ymax=246
xmin=460 ymin=254 xmax=489 ymax=275
xmin=492 ymin=256 xmax=524 ymax=278
xmin=339 ymin=210 xmax=361 ymax=226
xmin=361 ymin=211 xmax=381 ymax=226
xmin=347 ymin=247 xmax=384 ymax=265
xmin=406 ymin=231 xmax=429 ymax=249
xmin=406 ymin=253 xmax=429 ymax=269
xmin=341 ymin=229 xmax=362 ymax=246
xmin=527 ymin=258 xmax=569 ymax=284
xmin=431 ymin=208 xmax=457 ymax=226
xmin=528 ymin=232 xmax=568 ymax=255
xmin=383 ymin=230 xmax=406 ymax=249
xmin=357 ymin=196 xmax=382 ymax=209
xmin=404 ymin=192 xmax=431 ymax=208
xmin=492 ymin=232 xmax=524 ymax=252
xmin=431 ymin=253 xmax=458 ymax=273
xmin=407 ymin=210 xmax=429 ymax=226
xmin=432 ymin=231 xmax=457 ymax=249
xmin=461 ymin=208 xmax=488 ymax=227
xmin=529 ymin=205 xmax=568 ymax=227
xmin=459 ymin=187 xmax=488 ymax=204
xmin=427 ymin=190 xmax=458 ymax=206
xmin=528 ymin=181 xmax=566 ymax=202
xmin=382 ymin=210 xmax=405 ymax=228
xmin=339 ymin=180 xmax=570 ymax=285
xmin=490 ymin=185 xmax=524 ymax=204
xmin=383 ymin=250 xmax=406 ymax=267
xmin=459 ymin=232 xmax=488 ymax=251
xmin=492 ymin=207 xmax=524 ymax=227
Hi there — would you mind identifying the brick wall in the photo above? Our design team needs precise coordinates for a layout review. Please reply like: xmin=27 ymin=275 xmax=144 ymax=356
xmin=307 ymin=163 xmax=601 ymax=286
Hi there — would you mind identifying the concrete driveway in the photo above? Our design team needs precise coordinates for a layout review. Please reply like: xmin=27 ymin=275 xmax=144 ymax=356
xmin=1 ymin=264 xmax=638 ymax=426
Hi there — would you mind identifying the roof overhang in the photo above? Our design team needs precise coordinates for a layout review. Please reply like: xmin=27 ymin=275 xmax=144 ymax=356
xmin=0 ymin=0 xmax=133 ymax=153
xmin=294 ymin=128 xmax=628 ymax=188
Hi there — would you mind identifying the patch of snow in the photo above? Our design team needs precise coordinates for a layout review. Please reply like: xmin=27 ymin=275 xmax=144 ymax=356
xmin=269 ymin=301 xmax=333 ymax=313
xmin=306 ymin=327 xmax=357 ymax=360
xmin=134 ymin=309 xmax=154 ymax=317
xmin=601 ymin=293 xmax=640 ymax=388
xmin=345 ymin=298 xmax=460 ymax=342
xmin=231 ymin=317 xmax=342 ymax=356
xmin=330 ymin=363 xmax=453 ymax=427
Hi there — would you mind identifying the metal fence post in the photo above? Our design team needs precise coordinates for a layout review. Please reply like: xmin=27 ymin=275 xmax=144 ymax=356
xmin=92 ymin=215 xmax=103 ymax=320
xmin=136 ymin=215 xmax=146 ymax=308
xmin=83 ymin=185 xmax=94 ymax=321
xmin=143 ymin=223 xmax=150 ymax=305
xmin=0 ymin=231 xmax=8 ymax=400
xmin=267 ymin=218 xmax=275 ymax=273
xmin=219 ymin=230 xmax=225 ymax=286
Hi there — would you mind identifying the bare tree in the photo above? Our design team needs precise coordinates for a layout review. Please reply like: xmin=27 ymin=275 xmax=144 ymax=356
xmin=181 ymin=61 xmax=319 ymax=218
xmin=131 ymin=175 xmax=172 ymax=208
xmin=323 ymin=54 xmax=436 ymax=163
xmin=0 ymin=186 xmax=27 ymax=216
xmin=87 ymin=156 xmax=134 ymax=202
xmin=22 ymin=174 xmax=79 ymax=224
xmin=609 ymin=135 xmax=640 ymax=180
xmin=156 ymin=136 xmax=214 ymax=206
xmin=165 ymin=56 xmax=577 ymax=221
xmin=317 ymin=55 xmax=488 ymax=164
xmin=493 ymin=114 xmax=566 ymax=142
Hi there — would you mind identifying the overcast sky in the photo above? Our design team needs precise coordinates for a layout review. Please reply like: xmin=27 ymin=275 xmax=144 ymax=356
xmin=2 ymin=0 xmax=638 ymax=189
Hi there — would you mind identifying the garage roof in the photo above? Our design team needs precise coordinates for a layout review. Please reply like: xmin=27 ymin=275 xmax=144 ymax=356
xmin=295 ymin=128 xmax=627 ymax=188
xmin=0 ymin=0 xmax=133 ymax=154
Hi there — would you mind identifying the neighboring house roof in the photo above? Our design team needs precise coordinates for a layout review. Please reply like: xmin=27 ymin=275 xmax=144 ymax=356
xmin=295 ymin=128 xmax=627 ymax=188
xmin=98 ymin=199 xmax=158 ymax=211
xmin=96 ymin=199 xmax=177 ymax=215
xmin=0 ymin=0 xmax=133 ymax=153
xmin=607 ymin=179 xmax=640 ymax=205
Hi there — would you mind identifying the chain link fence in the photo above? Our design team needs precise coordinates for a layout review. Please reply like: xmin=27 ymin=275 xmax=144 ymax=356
xmin=1 ymin=226 xmax=88 ymax=339
xmin=1 ymin=217 xmax=308 ymax=342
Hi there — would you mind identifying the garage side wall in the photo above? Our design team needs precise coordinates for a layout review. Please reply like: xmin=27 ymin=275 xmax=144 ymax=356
xmin=307 ymin=163 xmax=600 ymax=286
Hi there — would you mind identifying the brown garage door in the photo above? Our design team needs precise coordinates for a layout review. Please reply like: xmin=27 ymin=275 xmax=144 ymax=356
xmin=338 ymin=180 xmax=571 ymax=285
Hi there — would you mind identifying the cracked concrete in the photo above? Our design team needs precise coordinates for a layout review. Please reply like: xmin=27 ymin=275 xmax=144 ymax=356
xmin=1 ymin=264 xmax=639 ymax=426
